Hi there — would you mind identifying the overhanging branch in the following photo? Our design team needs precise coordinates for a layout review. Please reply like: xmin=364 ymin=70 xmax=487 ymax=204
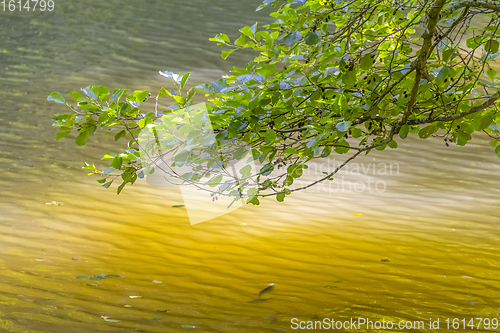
xmin=441 ymin=0 xmax=500 ymax=17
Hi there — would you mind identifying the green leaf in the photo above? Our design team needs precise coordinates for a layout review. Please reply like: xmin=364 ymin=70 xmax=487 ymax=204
xmin=283 ymin=31 xmax=302 ymax=45
xmin=342 ymin=70 xmax=356 ymax=88
xmin=437 ymin=67 xmax=450 ymax=80
xmin=399 ymin=124 xmax=409 ymax=139
xmin=336 ymin=121 xmax=351 ymax=132
xmin=180 ymin=72 xmax=191 ymax=90
xmin=305 ymin=32 xmax=319 ymax=45
xmin=240 ymin=25 xmax=255 ymax=38
xmin=82 ymin=86 xmax=98 ymax=100
xmin=476 ymin=114 xmax=494 ymax=131
xmin=210 ymin=33 xmax=231 ymax=45
xmin=128 ymin=90 xmax=148 ymax=103
xmin=111 ymin=156 xmax=123 ymax=169
xmin=221 ymin=49 xmax=237 ymax=59
xmin=442 ymin=48 xmax=455 ymax=62
xmin=360 ymin=54 xmax=374 ymax=70
xmin=466 ymin=36 xmax=480 ymax=49
xmin=117 ymin=181 xmax=126 ymax=195
xmin=115 ymin=130 xmax=126 ymax=141
xmin=265 ymin=130 xmax=276 ymax=144
xmin=103 ymin=167 xmax=116 ymax=177
xmin=247 ymin=196 xmax=260 ymax=205
xmin=496 ymin=145 xmax=500 ymax=157
xmin=321 ymin=146 xmax=332 ymax=157
xmin=207 ymin=174 xmax=223 ymax=187
xmin=47 ymin=92 xmax=65 ymax=104
xmin=75 ymin=131 xmax=90 ymax=146
xmin=55 ymin=131 xmax=71 ymax=140
xmin=418 ymin=125 xmax=438 ymax=139
xmin=485 ymin=40 xmax=499 ymax=54
xmin=276 ymin=192 xmax=285 ymax=202
xmin=256 ymin=64 xmax=276 ymax=77
xmin=68 ymin=92 xmax=85 ymax=103
xmin=486 ymin=67 xmax=497 ymax=81
xmin=239 ymin=165 xmax=252 ymax=178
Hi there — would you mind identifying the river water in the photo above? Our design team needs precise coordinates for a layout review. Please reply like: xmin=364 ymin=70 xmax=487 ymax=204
xmin=1 ymin=1 xmax=500 ymax=332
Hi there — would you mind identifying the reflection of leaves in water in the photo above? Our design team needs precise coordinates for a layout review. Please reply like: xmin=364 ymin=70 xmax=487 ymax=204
xmin=104 ymin=318 xmax=120 ymax=322
xmin=90 ymin=276 xmax=106 ymax=281
xmin=172 ymin=205 xmax=185 ymax=208
xmin=181 ymin=325 xmax=195 ymax=329
xmin=76 ymin=276 xmax=90 ymax=279
xmin=248 ymin=298 xmax=272 ymax=303
xmin=157 ymin=310 xmax=168 ymax=313
xmin=381 ymin=259 xmax=390 ymax=262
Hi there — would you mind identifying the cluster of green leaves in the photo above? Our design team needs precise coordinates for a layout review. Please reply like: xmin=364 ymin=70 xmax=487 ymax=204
xmin=49 ymin=0 xmax=500 ymax=204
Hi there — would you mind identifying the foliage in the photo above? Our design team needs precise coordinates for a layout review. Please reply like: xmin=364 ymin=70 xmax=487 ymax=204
xmin=48 ymin=0 xmax=500 ymax=205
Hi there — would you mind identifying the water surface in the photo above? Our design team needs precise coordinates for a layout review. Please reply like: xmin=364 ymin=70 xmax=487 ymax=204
xmin=0 ymin=1 xmax=500 ymax=332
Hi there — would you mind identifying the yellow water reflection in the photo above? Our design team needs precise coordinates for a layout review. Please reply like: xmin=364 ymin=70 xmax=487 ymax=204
xmin=1 ymin=132 xmax=499 ymax=332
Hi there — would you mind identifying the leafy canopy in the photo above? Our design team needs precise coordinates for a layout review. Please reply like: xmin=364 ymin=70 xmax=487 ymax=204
xmin=49 ymin=0 xmax=500 ymax=205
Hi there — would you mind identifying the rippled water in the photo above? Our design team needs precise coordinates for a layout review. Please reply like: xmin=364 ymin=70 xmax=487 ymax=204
xmin=1 ymin=1 xmax=500 ymax=332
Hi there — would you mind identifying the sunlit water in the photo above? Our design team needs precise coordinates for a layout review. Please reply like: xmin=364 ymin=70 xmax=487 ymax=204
xmin=1 ymin=1 xmax=500 ymax=332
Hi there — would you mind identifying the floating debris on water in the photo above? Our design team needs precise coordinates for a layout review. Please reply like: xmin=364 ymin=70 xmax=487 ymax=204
xmin=263 ymin=314 xmax=278 ymax=323
xmin=46 ymin=201 xmax=63 ymax=206
xmin=258 ymin=283 xmax=274 ymax=297
xmin=104 ymin=318 xmax=120 ymax=322
xmin=381 ymin=259 xmax=390 ymax=262
xmin=76 ymin=274 xmax=121 ymax=280
xmin=157 ymin=309 xmax=168 ymax=313
xmin=172 ymin=205 xmax=185 ymax=208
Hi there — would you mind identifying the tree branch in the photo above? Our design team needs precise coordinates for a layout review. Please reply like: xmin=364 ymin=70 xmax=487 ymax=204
xmin=441 ymin=0 xmax=500 ymax=18
xmin=399 ymin=0 xmax=448 ymax=132
xmin=407 ymin=91 xmax=500 ymax=125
